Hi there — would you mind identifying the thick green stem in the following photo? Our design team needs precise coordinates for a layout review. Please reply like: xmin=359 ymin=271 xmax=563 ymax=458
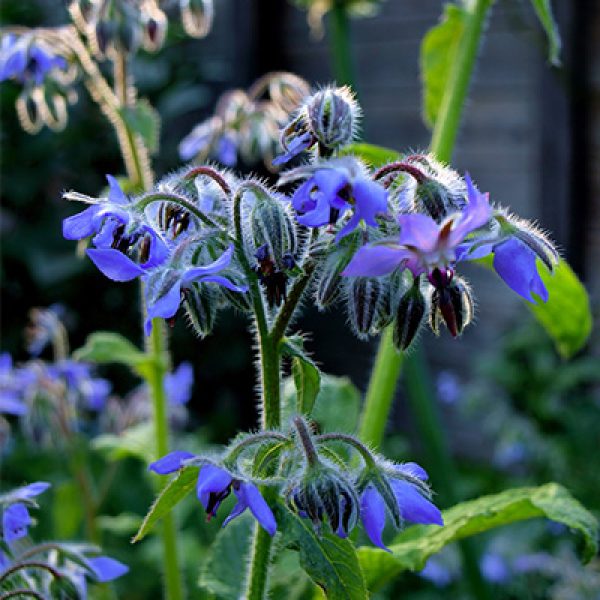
xmin=329 ymin=0 xmax=356 ymax=87
xmin=146 ymin=319 xmax=184 ymax=600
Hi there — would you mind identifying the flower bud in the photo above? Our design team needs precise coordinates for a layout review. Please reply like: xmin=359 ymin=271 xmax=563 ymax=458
xmin=117 ymin=19 xmax=140 ymax=55
xmin=94 ymin=20 xmax=116 ymax=57
xmin=141 ymin=4 xmax=167 ymax=52
xmin=180 ymin=0 xmax=214 ymax=38
xmin=306 ymin=86 xmax=359 ymax=152
xmin=268 ymin=73 xmax=310 ymax=114
xmin=183 ymin=281 xmax=218 ymax=338
xmin=287 ymin=465 xmax=359 ymax=537
xmin=347 ymin=277 xmax=383 ymax=339
xmin=393 ymin=279 xmax=426 ymax=351
xmin=414 ymin=179 xmax=457 ymax=223
xmin=429 ymin=276 xmax=473 ymax=337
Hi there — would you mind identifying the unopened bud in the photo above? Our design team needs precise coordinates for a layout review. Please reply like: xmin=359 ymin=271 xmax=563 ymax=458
xmin=347 ymin=277 xmax=383 ymax=339
xmin=306 ymin=86 xmax=359 ymax=152
xmin=142 ymin=6 xmax=167 ymax=52
xmin=183 ymin=282 xmax=218 ymax=338
xmin=415 ymin=179 xmax=456 ymax=223
xmin=180 ymin=0 xmax=214 ymax=39
xmin=393 ymin=279 xmax=426 ymax=351
xmin=94 ymin=20 xmax=115 ymax=57
xmin=429 ymin=276 xmax=473 ymax=337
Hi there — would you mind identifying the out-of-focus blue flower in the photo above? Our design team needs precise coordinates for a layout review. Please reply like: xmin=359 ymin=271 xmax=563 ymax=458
xmin=493 ymin=440 xmax=528 ymax=469
xmin=2 ymin=503 xmax=31 ymax=542
xmin=480 ymin=552 xmax=510 ymax=584
xmin=50 ymin=360 xmax=112 ymax=412
xmin=86 ymin=556 xmax=129 ymax=583
xmin=179 ymin=116 xmax=221 ymax=161
xmin=436 ymin=371 xmax=461 ymax=405
xmin=215 ymin=134 xmax=237 ymax=167
xmin=165 ymin=362 xmax=194 ymax=405
xmin=289 ymin=158 xmax=387 ymax=242
xmin=0 ymin=35 xmax=66 ymax=85
xmin=143 ymin=244 xmax=247 ymax=334
xmin=343 ymin=174 xmax=490 ymax=278
xmin=63 ymin=175 xmax=169 ymax=280
xmin=272 ymin=131 xmax=313 ymax=166
xmin=360 ymin=463 xmax=443 ymax=551
xmin=0 ymin=354 xmax=30 ymax=416
xmin=149 ymin=454 xmax=276 ymax=535
xmin=419 ymin=557 xmax=454 ymax=587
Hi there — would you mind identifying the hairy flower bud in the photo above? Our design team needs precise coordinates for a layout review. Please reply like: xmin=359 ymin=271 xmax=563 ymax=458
xmin=306 ymin=86 xmax=359 ymax=152
xmin=94 ymin=20 xmax=115 ymax=57
xmin=414 ymin=179 xmax=458 ymax=223
xmin=141 ymin=3 xmax=167 ymax=52
xmin=393 ymin=279 xmax=426 ymax=351
xmin=347 ymin=277 xmax=383 ymax=339
xmin=183 ymin=282 xmax=218 ymax=338
xmin=429 ymin=275 xmax=474 ymax=337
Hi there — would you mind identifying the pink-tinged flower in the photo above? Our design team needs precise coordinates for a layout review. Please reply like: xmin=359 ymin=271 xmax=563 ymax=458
xmin=343 ymin=174 xmax=490 ymax=280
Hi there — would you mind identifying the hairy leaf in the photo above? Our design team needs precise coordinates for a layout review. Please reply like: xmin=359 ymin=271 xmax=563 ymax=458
xmin=119 ymin=98 xmax=161 ymax=154
xmin=133 ymin=466 xmax=199 ymax=542
xmin=277 ymin=504 xmax=368 ymax=600
xmin=198 ymin=513 xmax=253 ymax=599
xmin=420 ymin=4 xmax=467 ymax=128
xmin=358 ymin=483 xmax=598 ymax=591
xmin=530 ymin=0 xmax=562 ymax=66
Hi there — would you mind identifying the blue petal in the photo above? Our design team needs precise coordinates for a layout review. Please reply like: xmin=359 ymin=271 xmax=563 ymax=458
xmin=222 ymin=496 xmax=248 ymax=528
xmin=149 ymin=451 xmax=196 ymax=475
xmin=63 ymin=205 xmax=100 ymax=240
xmin=397 ymin=213 xmax=440 ymax=253
xmin=361 ymin=486 xmax=390 ymax=551
xmin=352 ymin=178 xmax=388 ymax=226
xmin=493 ymin=238 xmax=548 ymax=303
xmin=216 ymin=135 xmax=237 ymax=167
xmin=313 ymin=169 xmax=348 ymax=206
xmin=106 ymin=175 xmax=128 ymax=206
xmin=196 ymin=465 xmax=233 ymax=510
xmin=342 ymin=244 xmax=408 ymax=277
xmin=165 ymin=363 xmax=194 ymax=405
xmin=182 ymin=245 xmax=234 ymax=282
xmin=87 ymin=556 xmax=129 ymax=582
xmin=335 ymin=212 xmax=361 ymax=242
xmin=87 ymin=249 xmax=146 ymax=282
xmin=200 ymin=275 xmax=248 ymax=293
xmin=449 ymin=173 xmax=491 ymax=244
xmin=395 ymin=462 xmax=429 ymax=481
xmin=142 ymin=229 xmax=170 ymax=269
xmin=391 ymin=480 xmax=443 ymax=526
xmin=237 ymin=482 xmax=276 ymax=536
xmin=18 ymin=481 xmax=51 ymax=499
xmin=3 ymin=503 xmax=31 ymax=543
xmin=296 ymin=193 xmax=332 ymax=227
xmin=146 ymin=278 xmax=182 ymax=322
xmin=292 ymin=179 xmax=318 ymax=214
xmin=0 ymin=394 xmax=27 ymax=416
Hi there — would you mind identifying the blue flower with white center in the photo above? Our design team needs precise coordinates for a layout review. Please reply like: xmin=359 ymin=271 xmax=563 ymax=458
xmin=343 ymin=174 xmax=490 ymax=281
xmin=63 ymin=175 xmax=169 ymax=279
xmin=149 ymin=453 xmax=277 ymax=536
xmin=360 ymin=463 xmax=443 ymax=551
xmin=280 ymin=157 xmax=388 ymax=242
xmin=0 ymin=34 xmax=67 ymax=86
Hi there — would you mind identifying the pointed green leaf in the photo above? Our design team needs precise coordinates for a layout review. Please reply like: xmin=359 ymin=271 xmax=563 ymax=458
xmin=198 ymin=513 xmax=254 ymax=599
xmin=342 ymin=143 xmax=399 ymax=168
xmin=530 ymin=0 xmax=562 ymax=66
xmin=420 ymin=4 xmax=467 ymax=128
xmin=358 ymin=483 xmax=598 ymax=591
xmin=133 ymin=466 xmax=199 ymax=542
xmin=281 ymin=335 xmax=321 ymax=416
xmin=277 ymin=504 xmax=368 ymax=600
xmin=528 ymin=259 xmax=591 ymax=358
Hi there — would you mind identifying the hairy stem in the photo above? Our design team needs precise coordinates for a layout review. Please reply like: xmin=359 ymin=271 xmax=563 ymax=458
xmin=145 ymin=318 xmax=184 ymax=600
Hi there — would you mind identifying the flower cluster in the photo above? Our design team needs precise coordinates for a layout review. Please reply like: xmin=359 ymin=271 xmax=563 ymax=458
xmin=0 ymin=481 xmax=128 ymax=598
xmin=148 ymin=417 xmax=443 ymax=549
xmin=180 ymin=72 xmax=310 ymax=168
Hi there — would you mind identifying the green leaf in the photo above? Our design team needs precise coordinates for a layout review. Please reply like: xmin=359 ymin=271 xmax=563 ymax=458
xmin=133 ymin=466 xmax=199 ymax=542
xmin=97 ymin=513 xmax=142 ymax=536
xmin=277 ymin=504 xmax=368 ymax=600
xmin=198 ymin=512 xmax=253 ymax=599
xmin=119 ymin=98 xmax=161 ymax=154
xmin=528 ymin=259 xmax=591 ymax=358
xmin=420 ymin=4 xmax=467 ymax=128
xmin=73 ymin=331 xmax=149 ymax=372
xmin=281 ymin=335 xmax=321 ymax=417
xmin=358 ymin=483 xmax=598 ymax=591
xmin=342 ymin=143 xmax=399 ymax=168
xmin=530 ymin=0 xmax=562 ymax=66
xmin=311 ymin=375 xmax=361 ymax=434
xmin=92 ymin=422 xmax=155 ymax=463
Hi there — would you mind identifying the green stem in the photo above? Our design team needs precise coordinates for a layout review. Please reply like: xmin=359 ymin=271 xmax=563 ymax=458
xmin=329 ymin=0 xmax=356 ymax=88
xmin=146 ymin=319 xmax=184 ymax=600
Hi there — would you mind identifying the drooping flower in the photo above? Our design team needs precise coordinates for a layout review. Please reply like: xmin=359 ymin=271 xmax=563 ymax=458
xmin=343 ymin=174 xmax=490 ymax=279
xmin=142 ymin=244 xmax=247 ymax=334
xmin=360 ymin=463 xmax=443 ymax=551
xmin=148 ymin=453 xmax=276 ymax=535
xmin=63 ymin=175 xmax=169 ymax=279
xmin=0 ymin=35 xmax=67 ymax=85
xmin=281 ymin=157 xmax=388 ymax=242
xmin=1 ymin=481 xmax=51 ymax=543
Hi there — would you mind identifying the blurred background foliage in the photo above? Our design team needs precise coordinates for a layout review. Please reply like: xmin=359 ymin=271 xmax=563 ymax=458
xmin=1 ymin=0 xmax=599 ymax=598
